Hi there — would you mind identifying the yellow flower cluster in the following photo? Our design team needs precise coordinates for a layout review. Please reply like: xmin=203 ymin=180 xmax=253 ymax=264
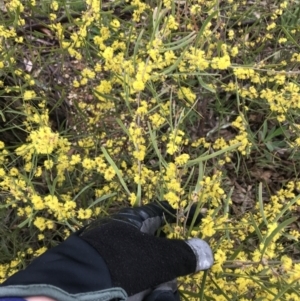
xmin=174 ymin=153 xmax=190 ymax=166
xmin=211 ymin=54 xmax=231 ymax=70
xmin=163 ymin=163 xmax=183 ymax=209
xmin=178 ymin=87 xmax=196 ymax=104
xmin=129 ymin=122 xmax=146 ymax=161
xmin=30 ymin=126 xmax=59 ymax=154
xmin=149 ymin=112 xmax=165 ymax=129
xmin=233 ymin=67 xmax=261 ymax=82
xmin=132 ymin=61 xmax=152 ymax=92
xmin=230 ymin=115 xmax=252 ymax=155
xmin=131 ymin=0 xmax=149 ymax=22
xmin=23 ymin=90 xmax=36 ymax=101
xmin=166 ymin=129 xmax=186 ymax=155
xmin=261 ymin=82 xmax=300 ymax=122
xmin=198 ymin=172 xmax=225 ymax=207
xmin=5 ymin=0 xmax=24 ymax=12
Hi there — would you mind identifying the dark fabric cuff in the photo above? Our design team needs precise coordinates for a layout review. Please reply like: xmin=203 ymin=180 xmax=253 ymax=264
xmin=1 ymin=234 xmax=112 ymax=294
xmin=0 ymin=297 xmax=26 ymax=301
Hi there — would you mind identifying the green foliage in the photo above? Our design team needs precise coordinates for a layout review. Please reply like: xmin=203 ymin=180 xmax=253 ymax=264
xmin=0 ymin=0 xmax=300 ymax=299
